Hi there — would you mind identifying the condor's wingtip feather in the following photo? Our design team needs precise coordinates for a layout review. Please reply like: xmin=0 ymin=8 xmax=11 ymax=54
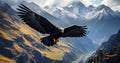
xmin=17 ymin=4 xmax=32 ymax=12
xmin=20 ymin=4 xmax=32 ymax=11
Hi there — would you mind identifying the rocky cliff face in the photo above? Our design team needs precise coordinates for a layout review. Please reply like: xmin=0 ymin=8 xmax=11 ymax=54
xmin=0 ymin=2 xmax=96 ymax=63
xmin=86 ymin=30 xmax=120 ymax=63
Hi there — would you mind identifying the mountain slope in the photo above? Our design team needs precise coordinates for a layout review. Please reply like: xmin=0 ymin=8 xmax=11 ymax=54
xmin=0 ymin=2 xmax=71 ymax=63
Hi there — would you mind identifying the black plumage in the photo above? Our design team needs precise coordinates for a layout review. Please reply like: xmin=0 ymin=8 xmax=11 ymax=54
xmin=17 ymin=4 xmax=87 ymax=46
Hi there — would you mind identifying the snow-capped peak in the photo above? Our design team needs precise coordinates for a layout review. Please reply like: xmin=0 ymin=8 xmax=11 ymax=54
xmin=43 ymin=1 xmax=120 ymax=21
xmin=67 ymin=1 xmax=85 ymax=8
xmin=85 ymin=9 xmax=107 ymax=20
xmin=84 ymin=4 xmax=120 ymax=20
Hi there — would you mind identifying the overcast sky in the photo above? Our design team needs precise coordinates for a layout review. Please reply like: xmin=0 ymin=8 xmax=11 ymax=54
xmin=3 ymin=0 xmax=120 ymax=11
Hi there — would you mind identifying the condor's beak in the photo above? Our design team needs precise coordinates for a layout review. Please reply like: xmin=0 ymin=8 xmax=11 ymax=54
xmin=53 ymin=38 xmax=59 ymax=43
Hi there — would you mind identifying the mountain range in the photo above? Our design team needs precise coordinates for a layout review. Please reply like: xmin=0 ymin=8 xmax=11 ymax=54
xmin=2 ymin=0 xmax=120 ymax=44
xmin=0 ymin=1 xmax=97 ymax=63
xmin=0 ymin=0 xmax=120 ymax=63
xmin=43 ymin=1 xmax=120 ymax=44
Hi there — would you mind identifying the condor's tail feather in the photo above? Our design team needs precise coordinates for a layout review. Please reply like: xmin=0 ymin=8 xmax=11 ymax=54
xmin=41 ymin=36 xmax=56 ymax=46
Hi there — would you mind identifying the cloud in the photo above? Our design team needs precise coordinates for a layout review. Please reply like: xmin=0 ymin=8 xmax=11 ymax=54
xmin=2 ymin=0 xmax=92 ymax=7
xmin=43 ymin=0 xmax=73 ymax=7
xmin=89 ymin=0 xmax=103 ymax=5
xmin=32 ymin=0 xmax=92 ymax=7
xmin=79 ymin=0 xmax=92 ymax=6
xmin=102 ymin=0 xmax=120 ymax=11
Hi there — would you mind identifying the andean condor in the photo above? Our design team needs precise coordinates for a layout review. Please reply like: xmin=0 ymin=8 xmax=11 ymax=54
xmin=17 ymin=4 xmax=87 ymax=46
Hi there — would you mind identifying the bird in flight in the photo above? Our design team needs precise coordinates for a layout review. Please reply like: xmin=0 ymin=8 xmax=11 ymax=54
xmin=17 ymin=4 xmax=87 ymax=46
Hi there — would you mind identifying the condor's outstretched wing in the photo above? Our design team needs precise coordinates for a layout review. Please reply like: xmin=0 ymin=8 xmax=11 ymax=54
xmin=62 ymin=25 xmax=87 ymax=37
xmin=17 ymin=4 xmax=58 ymax=34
